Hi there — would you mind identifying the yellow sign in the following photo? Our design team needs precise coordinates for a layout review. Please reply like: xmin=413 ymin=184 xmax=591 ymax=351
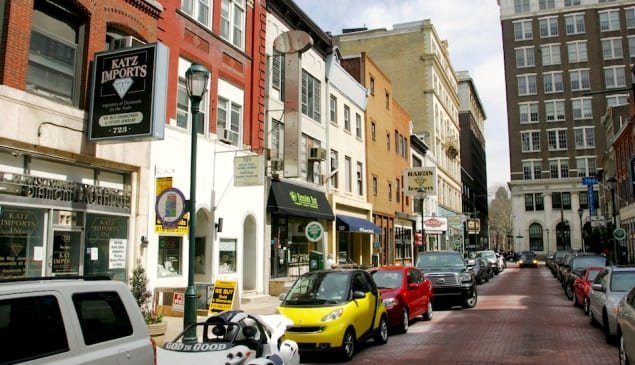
xmin=208 ymin=280 xmax=238 ymax=314
xmin=404 ymin=167 xmax=437 ymax=196
xmin=154 ymin=177 xmax=188 ymax=234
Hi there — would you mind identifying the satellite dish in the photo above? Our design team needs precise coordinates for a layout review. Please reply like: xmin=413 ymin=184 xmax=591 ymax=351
xmin=273 ymin=30 xmax=313 ymax=54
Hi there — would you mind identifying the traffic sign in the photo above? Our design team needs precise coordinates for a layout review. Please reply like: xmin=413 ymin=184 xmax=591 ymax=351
xmin=614 ymin=228 xmax=627 ymax=241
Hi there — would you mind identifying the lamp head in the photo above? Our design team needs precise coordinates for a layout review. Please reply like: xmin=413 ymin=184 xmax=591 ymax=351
xmin=185 ymin=63 xmax=210 ymax=98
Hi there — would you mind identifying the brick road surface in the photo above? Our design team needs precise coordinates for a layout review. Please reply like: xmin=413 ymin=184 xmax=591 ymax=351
xmin=301 ymin=263 xmax=619 ymax=365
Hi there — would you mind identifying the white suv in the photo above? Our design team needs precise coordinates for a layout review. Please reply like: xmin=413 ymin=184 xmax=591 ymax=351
xmin=0 ymin=276 xmax=155 ymax=365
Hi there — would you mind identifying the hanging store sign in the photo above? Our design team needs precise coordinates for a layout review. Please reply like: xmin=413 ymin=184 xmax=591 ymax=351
xmin=404 ymin=167 xmax=437 ymax=196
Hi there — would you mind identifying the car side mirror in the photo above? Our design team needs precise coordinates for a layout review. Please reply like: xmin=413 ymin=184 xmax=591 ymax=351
xmin=408 ymin=283 xmax=418 ymax=290
xmin=278 ymin=292 xmax=287 ymax=301
xmin=592 ymin=283 xmax=604 ymax=292
xmin=353 ymin=290 xmax=366 ymax=299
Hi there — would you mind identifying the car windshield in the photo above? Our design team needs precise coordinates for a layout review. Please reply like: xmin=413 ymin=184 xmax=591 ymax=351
xmin=572 ymin=256 xmax=608 ymax=270
xmin=371 ymin=270 xmax=403 ymax=289
xmin=416 ymin=253 xmax=464 ymax=268
xmin=587 ymin=270 xmax=600 ymax=282
xmin=611 ymin=271 xmax=635 ymax=292
xmin=283 ymin=271 xmax=349 ymax=305
xmin=520 ymin=254 xmax=535 ymax=260
xmin=477 ymin=251 xmax=496 ymax=259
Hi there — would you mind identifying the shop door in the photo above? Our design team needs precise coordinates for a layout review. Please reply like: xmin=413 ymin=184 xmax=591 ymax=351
xmin=49 ymin=230 xmax=82 ymax=276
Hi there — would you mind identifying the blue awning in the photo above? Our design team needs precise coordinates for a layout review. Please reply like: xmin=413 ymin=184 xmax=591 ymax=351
xmin=336 ymin=215 xmax=380 ymax=234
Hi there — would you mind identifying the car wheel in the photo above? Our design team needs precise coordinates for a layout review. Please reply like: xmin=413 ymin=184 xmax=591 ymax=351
xmin=565 ymin=284 xmax=574 ymax=300
xmin=590 ymin=308 xmax=599 ymax=327
xmin=423 ymin=300 xmax=433 ymax=321
xmin=373 ymin=315 xmax=389 ymax=345
xmin=398 ymin=309 xmax=409 ymax=333
xmin=583 ymin=297 xmax=590 ymax=315
xmin=340 ymin=327 xmax=356 ymax=361
xmin=572 ymin=291 xmax=579 ymax=307
xmin=620 ymin=332 xmax=631 ymax=365
xmin=462 ymin=287 xmax=478 ymax=309
xmin=604 ymin=311 xmax=616 ymax=345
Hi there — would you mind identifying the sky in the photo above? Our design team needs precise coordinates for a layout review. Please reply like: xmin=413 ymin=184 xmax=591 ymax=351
xmin=294 ymin=0 xmax=509 ymax=193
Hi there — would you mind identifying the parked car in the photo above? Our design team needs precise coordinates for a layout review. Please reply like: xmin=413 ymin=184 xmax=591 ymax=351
xmin=518 ymin=252 xmax=538 ymax=268
xmin=573 ymin=267 xmax=604 ymax=314
xmin=616 ymin=286 xmax=635 ymax=365
xmin=467 ymin=257 xmax=492 ymax=284
xmin=558 ymin=251 xmax=581 ymax=284
xmin=277 ymin=269 xmax=389 ymax=361
xmin=563 ymin=254 xmax=610 ymax=300
xmin=589 ymin=266 xmax=635 ymax=344
xmin=475 ymin=250 xmax=501 ymax=274
xmin=157 ymin=310 xmax=300 ymax=365
xmin=368 ymin=265 xmax=433 ymax=333
xmin=0 ymin=276 xmax=156 ymax=365
xmin=547 ymin=250 xmax=567 ymax=275
xmin=415 ymin=250 xmax=477 ymax=309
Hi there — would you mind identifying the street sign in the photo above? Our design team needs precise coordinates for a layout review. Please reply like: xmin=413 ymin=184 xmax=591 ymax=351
xmin=614 ymin=228 xmax=627 ymax=241
xmin=582 ymin=176 xmax=598 ymax=185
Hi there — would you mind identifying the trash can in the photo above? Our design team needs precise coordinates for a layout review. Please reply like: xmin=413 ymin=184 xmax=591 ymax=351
xmin=309 ymin=250 xmax=324 ymax=271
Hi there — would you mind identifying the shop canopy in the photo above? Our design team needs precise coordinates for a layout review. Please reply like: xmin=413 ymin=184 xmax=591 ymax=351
xmin=267 ymin=180 xmax=334 ymax=220
xmin=336 ymin=214 xmax=381 ymax=234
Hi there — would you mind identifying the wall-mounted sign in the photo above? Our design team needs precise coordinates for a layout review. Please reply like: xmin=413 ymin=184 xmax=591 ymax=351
xmin=404 ymin=167 xmax=437 ymax=196
xmin=88 ymin=42 xmax=168 ymax=142
xmin=305 ymin=221 xmax=324 ymax=242
xmin=155 ymin=188 xmax=187 ymax=229
xmin=234 ymin=155 xmax=264 ymax=186
xmin=467 ymin=218 xmax=481 ymax=235
xmin=423 ymin=216 xmax=448 ymax=232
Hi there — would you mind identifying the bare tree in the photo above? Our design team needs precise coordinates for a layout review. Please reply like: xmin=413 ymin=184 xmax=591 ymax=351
xmin=488 ymin=185 xmax=512 ymax=251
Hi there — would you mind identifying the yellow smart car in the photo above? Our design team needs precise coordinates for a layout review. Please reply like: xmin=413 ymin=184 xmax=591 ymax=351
xmin=277 ymin=269 xmax=389 ymax=361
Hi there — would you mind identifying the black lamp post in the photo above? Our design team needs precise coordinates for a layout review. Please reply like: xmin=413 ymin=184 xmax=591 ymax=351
xmin=608 ymin=176 xmax=618 ymax=263
xmin=417 ymin=188 xmax=427 ymax=251
xmin=184 ymin=63 xmax=209 ymax=341
xmin=577 ymin=207 xmax=584 ymax=252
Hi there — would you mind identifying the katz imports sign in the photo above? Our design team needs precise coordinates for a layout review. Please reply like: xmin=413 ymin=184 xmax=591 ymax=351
xmin=89 ymin=42 xmax=168 ymax=142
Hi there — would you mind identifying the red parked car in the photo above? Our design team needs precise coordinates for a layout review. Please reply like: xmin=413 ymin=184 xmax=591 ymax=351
xmin=368 ymin=265 xmax=433 ymax=333
xmin=572 ymin=266 xmax=604 ymax=314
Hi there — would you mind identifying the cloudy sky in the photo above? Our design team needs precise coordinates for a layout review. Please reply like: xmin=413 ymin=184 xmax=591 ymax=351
xmin=294 ymin=0 xmax=509 ymax=193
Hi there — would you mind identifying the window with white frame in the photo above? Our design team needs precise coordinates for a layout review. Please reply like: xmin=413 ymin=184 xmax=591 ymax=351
xmin=539 ymin=17 xmax=559 ymax=38
xmin=220 ymin=0 xmax=245 ymax=49
xmin=549 ymin=159 xmax=569 ymax=178
xmin=28 ymin=0 xmax=84 ymax=106
xmin=564 ymin=0 xmax=580 ymax=6
xmin=599 ymin=9 xmax=620 ymax=32
xmin=545 ymin=99 xmax=565 ymax=121
xmin=513 ymin=20 xmax=533 ymax=41
xmin=516 ymin=46 xmax=535 ymax=68
xmin=522 ymin=160 xmax=542 ymax=180
xmin=626 ymin=7 xmax=635 ymax=28
xmin=514 ymin=0 xmax=530 ymax=13
xmin=607 ymin=94 xmax=629 ymax=106
xmin=604 ymin=66 xmax=626 ymax=88
xmin=602 ymin=38 xmax=623 ymax=59
xmin=176 ymin=58 xmax=209 ymax=134
xmin=302 ymin=70 xmax=321 ymax=122
xmin=372 ymin=176 xmax=378 ymax=196
xmin=547 ymin=129 xmax=567 ymax=150
xmin=330 ymin=149 xmax=339 ymax=189
xmin=180 ymin=0 xmax=211 ymax=27
xmin=356 ymin=162 xmax=363 ymax=195
xmin=543 ymin=71 xmax=563 ymax=93
xmin=576 ymin=156 xmax=597 ymax=177
xmin=519 ymin=102 xmax=539 ymax=124
xmin=567 ymin=40 xmax=587 ymax=62
xmin=329 ymin=95 xmax=337 ymax=124
xmin=517 ymin=74 xmax=537 ymax=96
xmin=570 ymin=69 xmax=590 ymax=91
xmin=355 ymin=113 xmax=362 ymax=138
xmin=565 ymin=13 xmax=585 ymax=35
xmin=343 ymin=105 xmax=351 ymax=131
xmin=541 ymin=44 xmax=560 ymax=65
xmin=271 ymin=51 xmax=284 ymax=94
xmin=270 ymin=119 xmax=283 ymax=160
xmin=629 ymin=36 xmax=635 ymax=57
xmin=217 ymin=79 xmax=244 ymax=146
xmin=345 ymin=156 xmax=352 ymax=192
xmin=521 ymin=131 xmax=541 ymax=152
xmin=539 ymin=0 xmax=555 ymax=10
xmin=574 ymin=126 xmax=595 ymax=149
xmin=571 ymin=97 xmax=592 ymax=120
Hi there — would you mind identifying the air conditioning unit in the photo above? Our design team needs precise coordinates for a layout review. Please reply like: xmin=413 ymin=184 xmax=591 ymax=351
xmin=308 ymin=147 xmax=327 ymax=161
xmin=110 ymin=35 xmax=144 ymax=50
xmin=271 ymin=159 xmax=284 ymax=171
xmin=217 ymin=128 xmax=232 ymax=144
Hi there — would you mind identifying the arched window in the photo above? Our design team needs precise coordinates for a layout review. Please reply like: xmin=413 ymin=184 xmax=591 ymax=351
xmin=529 ymin=223 xmax=544 ymax=252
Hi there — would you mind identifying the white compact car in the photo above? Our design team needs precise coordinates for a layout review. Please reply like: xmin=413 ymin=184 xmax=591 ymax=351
xmin=158 ymin=310 xmax=299 ymax=365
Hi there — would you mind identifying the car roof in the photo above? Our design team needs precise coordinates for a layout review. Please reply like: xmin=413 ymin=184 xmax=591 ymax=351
xmin=608 ymin=265 xmax=635 ymax=272
xmin=369 ymin=265 xmax=409 ymax=271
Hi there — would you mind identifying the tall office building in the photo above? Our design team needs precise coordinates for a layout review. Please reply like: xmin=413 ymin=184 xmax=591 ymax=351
xmin=499 ymin=0 xmax=635 ymax=253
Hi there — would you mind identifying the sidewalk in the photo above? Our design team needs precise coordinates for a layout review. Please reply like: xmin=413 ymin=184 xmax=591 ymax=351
xmin=162 ymin=295 xmax=282 ymax=341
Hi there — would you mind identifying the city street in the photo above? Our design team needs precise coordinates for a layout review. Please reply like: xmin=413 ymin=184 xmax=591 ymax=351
xmin=301 ymin=263 xmax=618 ymax=365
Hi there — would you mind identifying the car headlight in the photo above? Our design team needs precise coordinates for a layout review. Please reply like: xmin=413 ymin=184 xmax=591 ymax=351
xmin=460 ymin=273 xmax=472 ymax=282
xmin=532 ymin=260 xmax=538 ymax=264
xmin=321 ymin=308 xmax=344 ymax=322
xmin=383 ymin=297 xmax=399 ymax=309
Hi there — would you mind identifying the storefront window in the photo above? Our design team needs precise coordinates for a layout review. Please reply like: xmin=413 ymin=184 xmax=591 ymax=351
xmin=158 ymin=236 xmax=182 ymax=277
xmin=0 ymin=207 xmax=45 ymax=278
xmin=219 ymin=239 xmax=236 ymax=273
xmin=85 ymin=214 xmax=128 ymax=282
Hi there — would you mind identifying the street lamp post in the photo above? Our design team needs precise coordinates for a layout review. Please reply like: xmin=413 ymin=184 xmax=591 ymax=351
xmin=546 ymin=228 xmax=550 ymax=255
xmin=416 ymin=188 xmax=427 ymax=251
xmin=184 ymin=63 xmax=209 ymax=341
xmin=577 ymin=207 xmax=584 ymax=252
xmin=608 ymin=176 xmax=618 ymax=263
